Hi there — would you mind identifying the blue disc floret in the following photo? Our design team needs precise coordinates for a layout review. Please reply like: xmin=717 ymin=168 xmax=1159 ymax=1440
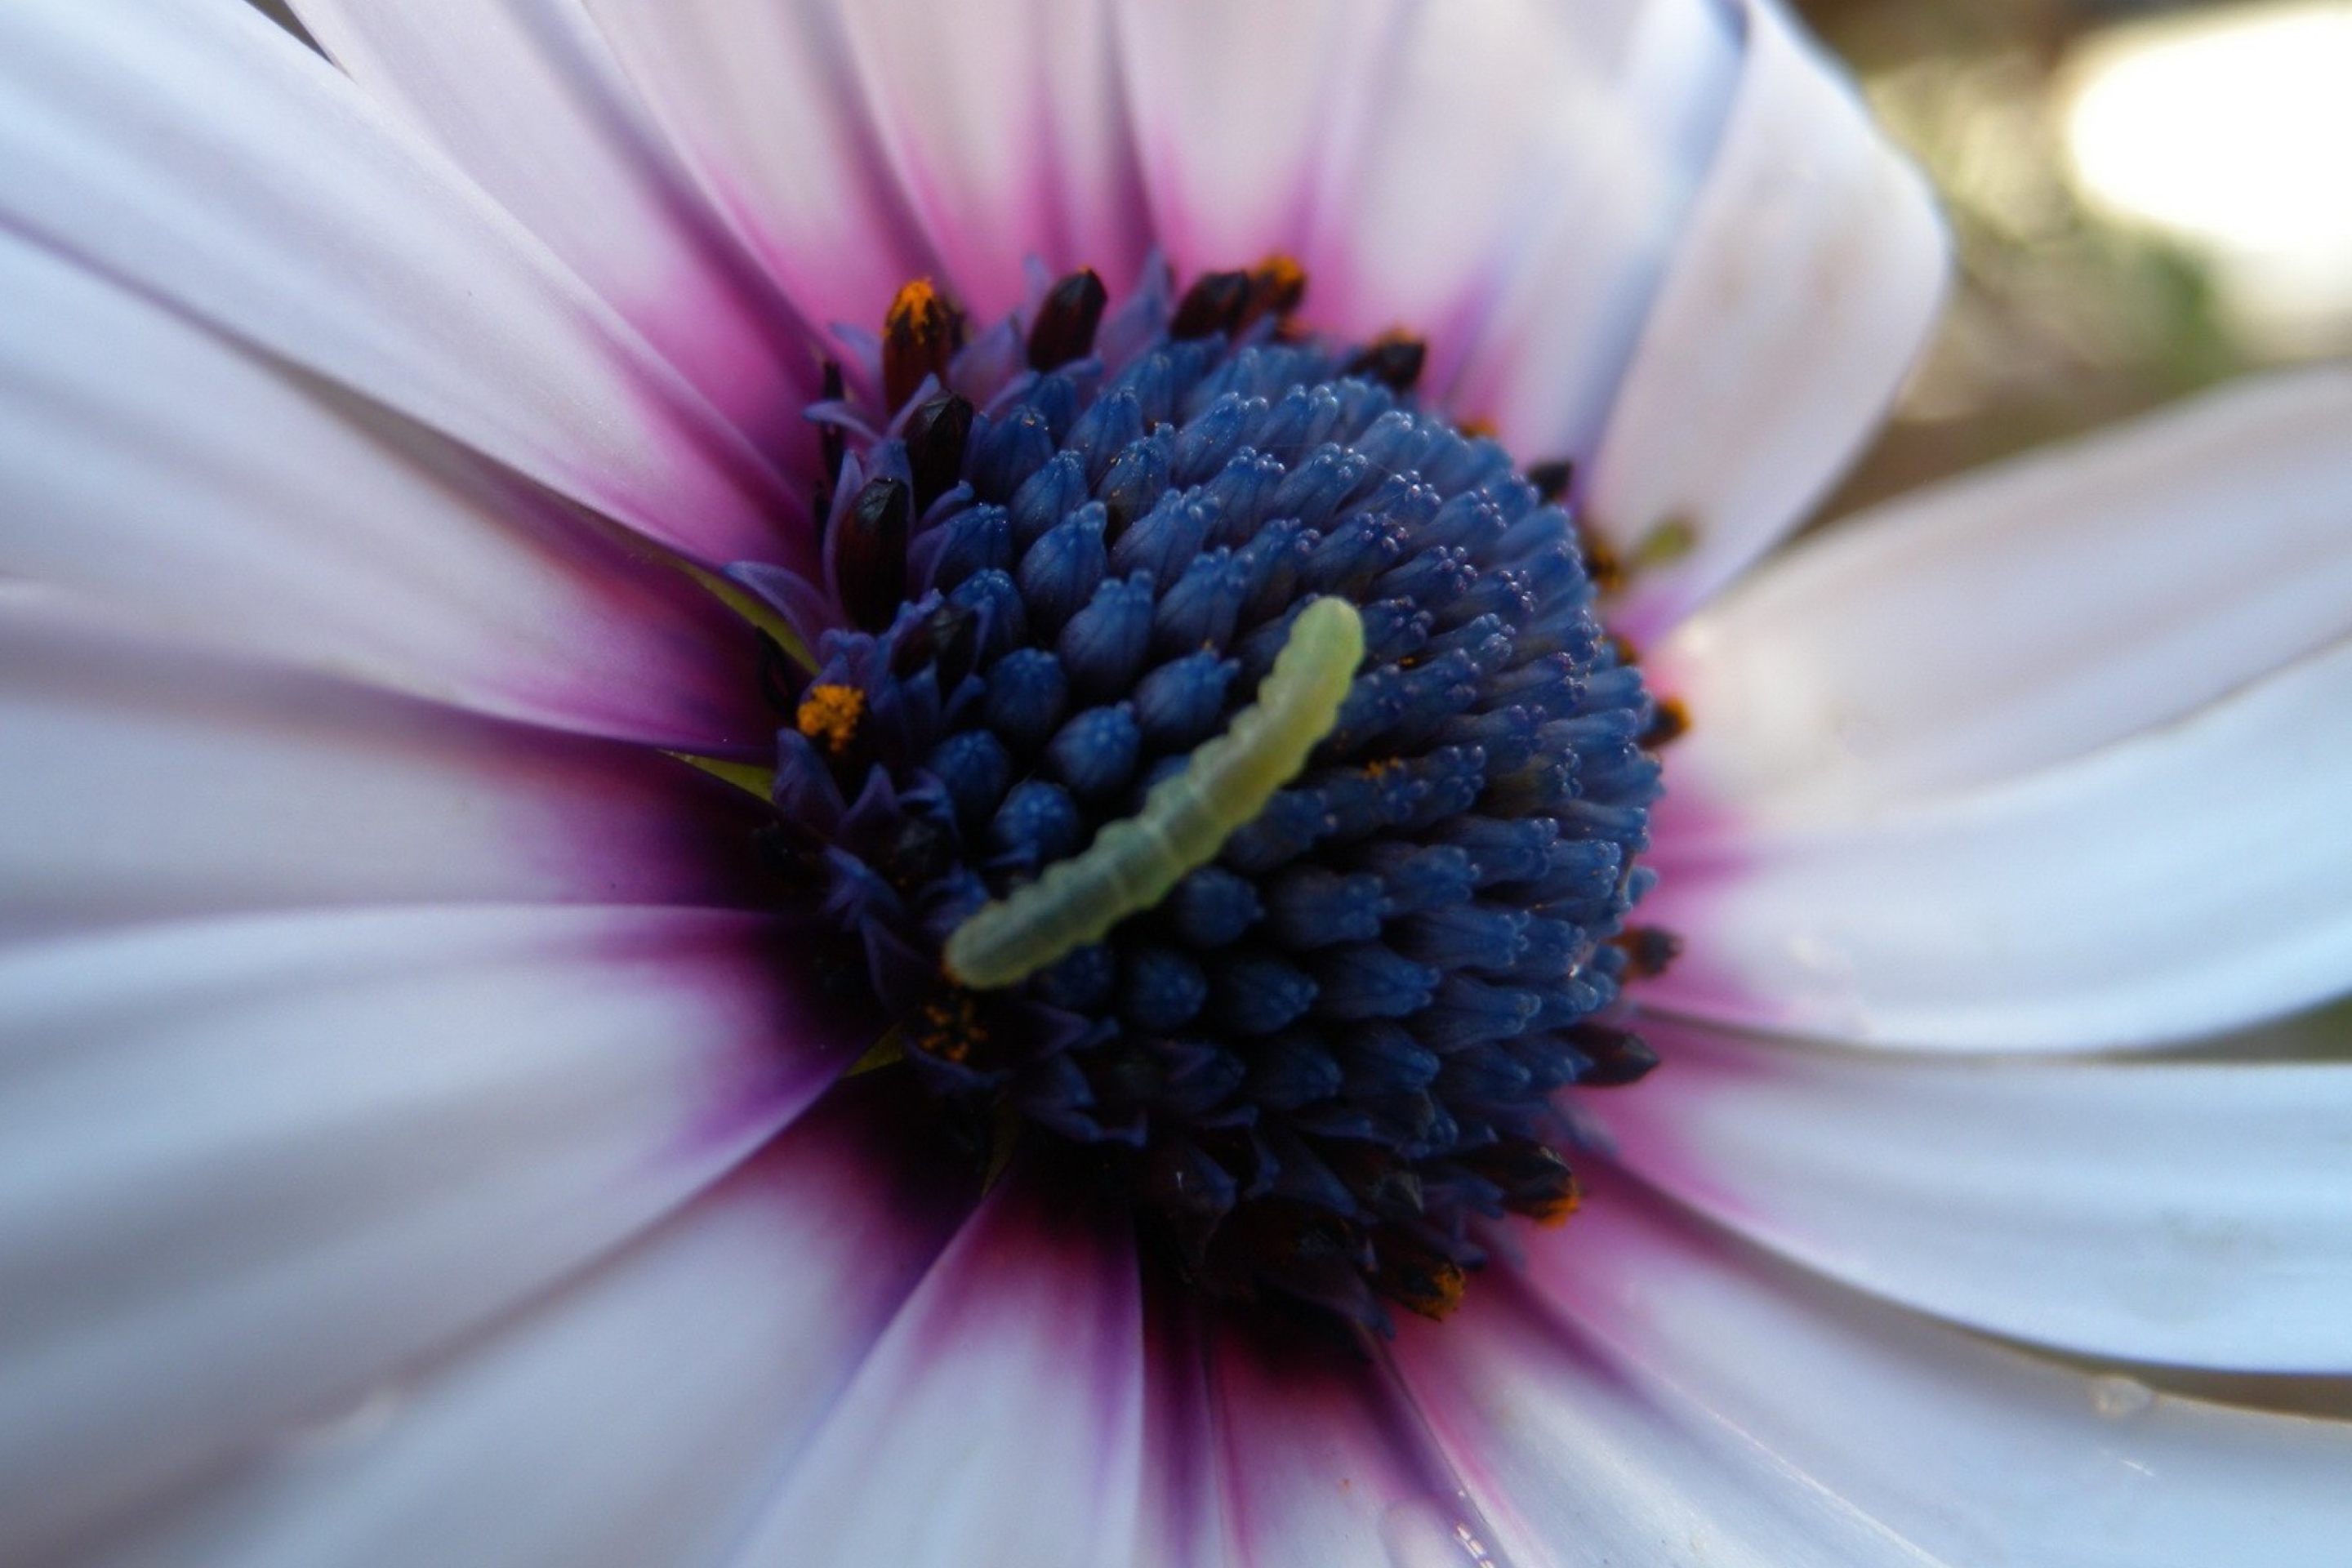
xmin=730 ymin=259 xmax=1672 ymax=1330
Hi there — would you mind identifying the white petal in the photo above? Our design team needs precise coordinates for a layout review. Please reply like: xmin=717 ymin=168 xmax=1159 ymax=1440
xmin=1599 ymin=1018 xmax=2352 ymax=1372
xmin=726 ymin=1172 xmax=1145 ymax=1568
xmin=1133 ymin=1300 xmax=1240 ymax=1568
xmin=1588 ymin=0 xmax=1949 ymax=642
xmin=1114 ymin=0 xmax=1405 ymax=281
xmin=1399 ymin=1307 xmax=1942 ymax=1565
xmin=1322 ymin=0 xmax=1739 ymax=453
xmin=1115 ymin=0 xmax=1743 ymax=452
xmin=0 ymin=590 xmax=764 ymax=942
xmin=1204 ymin=1315 xmax=1504 ymax=1568
xmin=0 ymin=231 xmax=768 ymax=748
xmin=285 ymin=0 xmax=827 ymax=474
xmin=829 ymin=0 xmax=1152 ymax=321
xmin=0 ymin=0 xmax=804 ymax=566
xmin=0 ymin=902 xmax=855 ymax=1562
xmin=1643 ymin=636 xmax=2352 ymax=1050
xmin=67 ymin=1090 xmax=962 ymax=1568
xmin=583 ymin=0 xmax=941 ymax=338
xmin=1395 ymin=1175 xmax=2352 ymax=1568
xmin=1659 ymin=368 xmax=2352 ymax=817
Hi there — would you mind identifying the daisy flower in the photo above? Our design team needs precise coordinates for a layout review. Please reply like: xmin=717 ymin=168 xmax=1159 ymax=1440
xmin=2 ymin=0 xmax=2349 ymax=1564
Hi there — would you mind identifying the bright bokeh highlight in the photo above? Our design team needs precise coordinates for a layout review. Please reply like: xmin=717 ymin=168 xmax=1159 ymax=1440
xmin=2064 ymin=2 xmax=2352 ymax=332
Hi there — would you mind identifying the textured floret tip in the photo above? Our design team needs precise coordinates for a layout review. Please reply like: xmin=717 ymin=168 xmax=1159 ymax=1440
xmin=730 ymin=258 xmax=1673 ymax=1330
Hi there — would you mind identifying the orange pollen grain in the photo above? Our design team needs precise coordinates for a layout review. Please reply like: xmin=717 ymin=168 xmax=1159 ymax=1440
xmin=1403 ymin=1259 xmax=1469 ymax=1320
xmin=1525 ymin=1178 xmax=1584 ymax=1227
xmin=1576 ymin=526 xmax=1625 ymax=596
xmin=1249 ymin=252 xmax=1308 ymax=317
xmin=915 ymin=996 xmax=982 ymax=1063
xmin=883 ymin=278 xmax=963 ymax=408
xmin=886 ymin=278 xmax=950 ymax=341
xmin=795 ymin=684 xmax=865 ymax=755
xmin=1642 ymin=695 xmax=1690 ymax=749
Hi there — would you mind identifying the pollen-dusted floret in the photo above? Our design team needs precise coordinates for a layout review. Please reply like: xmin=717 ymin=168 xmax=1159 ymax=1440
xmin=732 ymin=257 xmax=1672 ymax=1332
xmin=882 ymin=278 xmax=964 ymax=412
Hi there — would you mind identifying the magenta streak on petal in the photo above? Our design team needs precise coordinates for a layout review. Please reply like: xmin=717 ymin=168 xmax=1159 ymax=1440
xmin=1484 ymin=1160 xmax=1771 ymax=1368
xmin=1639 ymin=724 xmax=1755 ymax=856
xmin=422 ymin=443 xmax=785 ymax=751
xmin=1209 ymin=1309 xmax=1518 ymax=1568
xmin=827 ymin=0 xmax=1155 ymax=327
xmin=490 ymin=746 xmax=781 ymax=910
xmin=1136 ymin=1290 xmax=1232 ymax=1568
xmin=629 ymin=3 xmax=948 ymax=354
xmin=0 ymin=903 xmax=866 ymax=1562
xmin=497 ymin=5 xmax=842 ymax=506
xmin=59 ymin=1075 xmax=978 ymax=1568
xmin=1384 ymin=1170 xmax=1939 ymax=1568
xmin=657 ymin=918 xmax=895 ymax=1169
xmin=888 ymin=1168 xmax=1147 ymax=1450
xmin=0 ymin=0 xmax=810 ymax=572
xmin=1633 ymin=751 xmax=1900 ymax=1041
xmin=1405 ymin=287 xmax=1514 ymax=425
xmin=1383 ymin=1224 xmax=1700 ymax=1568
xmin=606 ymin=266 xmax=828 ymax=581
xmin=1135 ymin=115 xmax=1327 ymax=292
xmin=0 ymin=604 xmax=779 ymax=940
xmin=688 ymin=159 xmax=938 ymax=411
xmin=640 ymin=1076 xmax=984 ymax=1492
xmin=1619 ymin=705 xmax=1777 ymax=1031
xmin=595 ymin=217 xmax=839 ymax=588
xmin=1022 ymin=20 xmax=1158 ymax=309
xmin=262 ymin=701 xmax=782 ymax=913
xmin=745 ymin=1069 xmax=981 ymax=1266
xmin=636 ymin=916 xmax=875 ymax=1170
xmin=0 ymin=225 xmax=775 ymax=751
xmin=664 ymin=1074 xmax=978 ymax=1413
xmin=287 ymin=0 xmax=837 ymax=513
xmin=1627 ymin=839 xmax=1789 ymax=1036
xmin=1115 ymin=0 xmax=1411 ymax=295
xmin=620 ymin=255 xmax=825 ymax=481
xmin=1575 ymin=1016 xmax=1787 ymax=1220
xmin=721 ymin=1164 xmax=1143 ymax=1566
xmin=846 ymin=109 xmax=1064 ymax=327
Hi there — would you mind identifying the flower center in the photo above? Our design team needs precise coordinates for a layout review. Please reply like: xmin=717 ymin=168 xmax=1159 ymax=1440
xmin=729 ymin=261 xmax=1672 ymax=1330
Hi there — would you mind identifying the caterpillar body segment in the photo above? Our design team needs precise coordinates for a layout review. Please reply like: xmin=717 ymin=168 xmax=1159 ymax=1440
xmin=943 ymin=596 xmax=1365 ymax=988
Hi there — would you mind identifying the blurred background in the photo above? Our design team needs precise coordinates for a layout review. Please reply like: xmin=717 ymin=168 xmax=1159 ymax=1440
xmin=252 ymin=0 xmax=2352 ymax=512
xmin=1796 ymin=0 xmax=2352 ymax=514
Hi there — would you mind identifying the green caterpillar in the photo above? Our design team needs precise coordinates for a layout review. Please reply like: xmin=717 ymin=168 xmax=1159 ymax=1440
xmin=944 ymin=595 xmax=1365 ymax=989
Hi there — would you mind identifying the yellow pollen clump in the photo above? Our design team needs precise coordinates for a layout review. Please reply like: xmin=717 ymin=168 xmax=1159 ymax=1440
xmin=795 ymin=684 xmax=865 ymax=755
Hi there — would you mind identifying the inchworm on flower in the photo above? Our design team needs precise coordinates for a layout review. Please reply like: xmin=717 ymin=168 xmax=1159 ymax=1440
xmin=944 ymin=595 xmax=1365 ymax=988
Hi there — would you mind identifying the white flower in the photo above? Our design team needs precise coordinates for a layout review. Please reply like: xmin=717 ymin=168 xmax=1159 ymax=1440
xmin=1 ymin=1 xmax=2348 ymax=1565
